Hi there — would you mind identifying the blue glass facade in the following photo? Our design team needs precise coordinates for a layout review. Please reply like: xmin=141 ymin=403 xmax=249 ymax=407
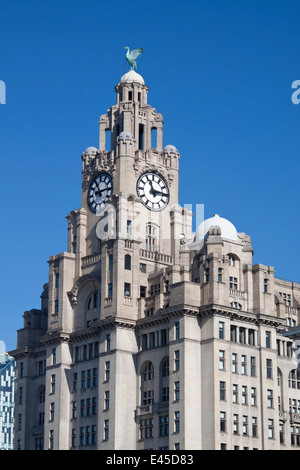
xmin=0 ymin=354 xmax=15 ymax=450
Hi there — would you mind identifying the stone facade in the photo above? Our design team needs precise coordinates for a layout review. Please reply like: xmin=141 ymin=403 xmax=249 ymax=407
xmin=10 ymin=70 xmax=300 ymax=450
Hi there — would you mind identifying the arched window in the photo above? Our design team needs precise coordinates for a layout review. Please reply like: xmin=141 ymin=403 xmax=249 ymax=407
xmin=141 ymin=362 xmax=154 ymax=407
xmin=230 ymin=302 xmax=241 ymax=310
xmin=87 ymin=292 xmax=99 ymax=310
xmin=228 ymin=253 xmax=240 ymax=267
xmin=288 ymin=370 xmax=300 ymax=389
xmin=124 ymin=254 xmax=131 ymax=270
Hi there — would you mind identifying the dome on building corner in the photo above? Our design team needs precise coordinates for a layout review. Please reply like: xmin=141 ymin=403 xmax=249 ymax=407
xmin=117 ymin=131 xmax=135 ymax=143
xmin=195 ymin=214 xmax=238 ymax=242
xmin=119 ymin=70 xmax=145 ymax=85
xmin=163 ymin=145 xmax=178 ymax=154
xmin=83 ymin=147 xmax=98 ymax=155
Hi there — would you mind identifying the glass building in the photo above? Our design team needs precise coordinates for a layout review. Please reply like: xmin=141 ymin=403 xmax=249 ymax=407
xmin=0 ymin=354 xmax=15 ymax=450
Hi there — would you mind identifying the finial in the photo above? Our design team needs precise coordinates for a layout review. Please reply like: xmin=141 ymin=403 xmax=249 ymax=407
xmin=124 ymin=46 xmax=143 ymax=71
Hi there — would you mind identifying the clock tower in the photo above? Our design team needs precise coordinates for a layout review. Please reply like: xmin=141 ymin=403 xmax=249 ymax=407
xmin=66 ymin=69 xmax=192 ymax=328
xmin=38 ymin=67 xmax=192 ymax=450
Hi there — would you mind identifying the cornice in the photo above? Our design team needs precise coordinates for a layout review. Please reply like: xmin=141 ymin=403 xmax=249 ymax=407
xmin=8 ymin=346 xmax=46 ymax=360
xmin=39 ymin=331 xmax=71 ymax=346
xmin=199 ymin=304 xmax=286 ymax=329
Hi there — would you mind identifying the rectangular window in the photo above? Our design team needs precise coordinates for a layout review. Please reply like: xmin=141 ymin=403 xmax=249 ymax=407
xmin=55 ymin=300 xmax=59 ymax=314
xmin=266 ymin=331 xmax=271 ymax=349
xmin=140 ymin=263 xmax=147 ymax=273
xmin=55 ymin=273 xmax=59 ymax=289
xmin=175 ymin=322 xmax=180 ymax=340
xmin=233 ymin=384 xmax=238 ymax=403
xmin=220 ymin=412 xmax=226 ymax=432
xmin=87 ymin=369 xmax=92 ymax=388
xmin=92 ymin=396 xmax=97 ymax=415
xmin=266 ymin=359 xmax=272 ymax=379
xmin=243 ymin=416 xmax=248 ymax=435
xmin=105 ymin=361 xmax=110 ymax=382
xmin=140 ymin=286 xmax=146 ymax=298
xmin=229 ymin=276 xmax=238 ymax=289
xmin=220 ymin=381 xmax=226 ymax=401
xmin=219 ymin=350 xmax=225 ymax=370
xmin=93 ymin=368 xmax=97 ymax=387
xmin=241 ymin=355 xmax=247 ymax=375
xmin=124 ymin=282 xmax=131 ymax=297
xmin=143 ymin=389 xmax=154 ymax=405
xmin=251 ymin=387 xmax=257 ymax=406
xmin=159 ymin=415 xmax=169 ymax=436
xmin=106 ymin=334 xmax=111 ymax=351
xmin=231 ymin=325 xmax=237 ymax=342
xmin=50 ymin=375 xmax=56 ymax=394
xmin=127 ymin=220 xmax=132 ymax=235
xmin=72 ymin=401 xmax=77 ymax=419
xmin=174 ymin=350 xmax=180 ymax=371
xmin=52 ymin=348 xmax=56 ymax=365
xmin=108 ymin=283 xmax=113 ymax=297
xmin=80 ymin=399 xmax=86 ymax=417
xmin=92 ymin=425 xmax=97 ymax=445
xmin=267 ymin=389 xmax=273 ymax=408
xmin=252 ymin=417 xmax=258 ymax=438
xmin=104 ymin=420 xmax=109 ymax=440
xmin=50 ymin=402 xmax=55 ymax=421
xmin=105 ymin=391 xmax=110 ymax=410
xmin=219 ymin=322 xmax=224 ymax=339
xmin=242 ymin=386 xmax=247 ymax=405
xmin=81 ymin=371 xmax=86 ymax=390
xmin=140 ymin=418 xmax=153 ymax=439
xmin=71 ymin=428 xmax=76 ymax=448
xmin=174 ymin=381 xmax=180 ymax=401
xmin=233 ymin=414 xmax=239 ymax=435
xmin=49 ymin=430 xmax=54 ymax=450
xmin=264 ymin=279 xmax=269 ymax=293
xmin=268 ymin=419 xmax=274 ymax=439
xmin=232 ymin=353 xmax=237 ymax=373
xmin=250 ymin=356 xmax=256 ymax=377
xmin=174 ymin=411 xmax=180 ymax=433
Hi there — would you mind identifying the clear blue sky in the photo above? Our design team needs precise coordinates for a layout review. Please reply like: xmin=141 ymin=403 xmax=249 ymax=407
xmin=0 ymin=0 xmax=299 ymax=351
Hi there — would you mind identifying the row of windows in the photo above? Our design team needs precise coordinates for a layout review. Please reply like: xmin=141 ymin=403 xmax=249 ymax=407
xmin=140 ymin=323 xmax=180 ymax=351
xmin=139 ymin=412 xmax=180 ymax=440
xmin=219 ymin=351 xmax=259 ymax=377
xmin=142 ymin=381 xmax=181 ymax=405
xmin=220 ymin=423 xmax=300 ymax=449
xmin=220 ymin=412 xmax=260 ymax=438
xmin=219 ymin=321 xmax=293 ymax=357
xmin=219 ymin=381 xmax=276 ymax=408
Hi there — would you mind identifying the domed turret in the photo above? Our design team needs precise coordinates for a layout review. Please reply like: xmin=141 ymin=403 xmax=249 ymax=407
xmin=119 ymin=70 xmax=145 ymax=85
xmin=195 ymin=214 xmax=238 ymax=242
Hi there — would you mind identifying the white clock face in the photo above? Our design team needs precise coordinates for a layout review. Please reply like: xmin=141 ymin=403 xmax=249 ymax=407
xmin=137 ymin=172 xmax=170 ymax=211
xmin=88 ymin=173 xmax=113 ymax=213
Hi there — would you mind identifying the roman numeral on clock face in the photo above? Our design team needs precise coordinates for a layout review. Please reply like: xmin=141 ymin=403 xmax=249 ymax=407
xmin=136 ymin=172 xmax=170 ymax=212
xmin=87 ymin=172 xmax=113 ymax=213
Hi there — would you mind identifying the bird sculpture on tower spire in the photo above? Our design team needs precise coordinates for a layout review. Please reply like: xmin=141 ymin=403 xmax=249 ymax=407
xmin=124 ymin=46 xmax=143 ymax=71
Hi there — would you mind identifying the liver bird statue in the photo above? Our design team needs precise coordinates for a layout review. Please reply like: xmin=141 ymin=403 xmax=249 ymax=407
xmin=124 ymin=47 xmax=143 ymax=71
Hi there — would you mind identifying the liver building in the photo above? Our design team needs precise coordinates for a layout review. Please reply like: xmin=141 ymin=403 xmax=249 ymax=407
xmin=10 ymin=59 xmax=300 ymax=450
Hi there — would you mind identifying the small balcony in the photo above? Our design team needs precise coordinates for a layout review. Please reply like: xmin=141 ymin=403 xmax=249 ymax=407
xmin=229 ymin=288 xmax=247 ymax=300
